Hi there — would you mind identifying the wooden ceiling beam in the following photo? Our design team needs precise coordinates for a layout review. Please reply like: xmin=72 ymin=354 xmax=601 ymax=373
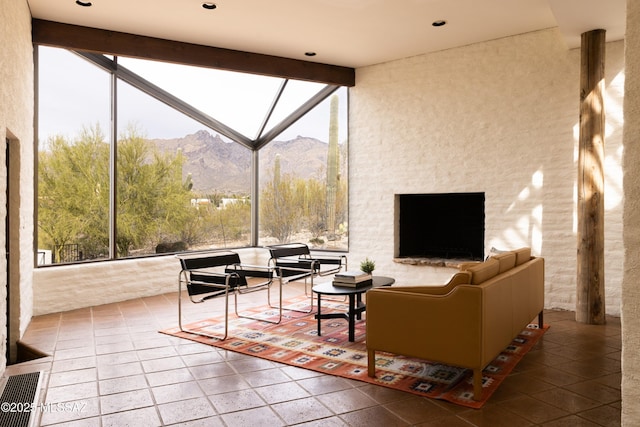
xmin=32 ymin=19 xmax=355 ymax=87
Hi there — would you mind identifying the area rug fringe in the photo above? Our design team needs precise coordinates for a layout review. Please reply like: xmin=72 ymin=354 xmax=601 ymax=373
xmin=160 ymin=296 xmax=548 ymax=409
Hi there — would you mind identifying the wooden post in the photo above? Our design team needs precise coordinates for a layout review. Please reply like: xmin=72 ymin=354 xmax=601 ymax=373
xmin=577 ymin=29 xmax=606 ymax=325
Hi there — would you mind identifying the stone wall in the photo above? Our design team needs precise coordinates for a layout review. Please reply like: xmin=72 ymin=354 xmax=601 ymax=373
xmin=0 ymin=0 xmax=35 ymax=367
xmin=32 ymin=247 xmax=269 ymax=315
xmin=349 ymin=28 xmax=625 ymax=316
xmin=622 ymin=0 xmax=640 ymax=423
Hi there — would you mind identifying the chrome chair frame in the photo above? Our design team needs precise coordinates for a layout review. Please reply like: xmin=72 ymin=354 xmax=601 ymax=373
xmin=177 ymin=251 xmax=242 ymax=340
xmin=266 ymin=243 xmax=348 ymax=311
xmin=224 ymin=262 xmax=285 ymax=324
xmin=179 ymin=251 xmax=292 ymax=332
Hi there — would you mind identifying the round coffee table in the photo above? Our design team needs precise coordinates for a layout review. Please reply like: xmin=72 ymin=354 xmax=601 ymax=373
xmin=312 ymin=276 xmax=395 ymax=342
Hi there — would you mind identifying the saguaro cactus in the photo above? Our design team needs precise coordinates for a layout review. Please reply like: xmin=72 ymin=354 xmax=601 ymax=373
xmin=326 ymin=94 xmax=339 ymax=240
xmin=274 ymin=153 xmax=281 ymax=188
xmin=273 ymin=154 xmax=283 ymax=218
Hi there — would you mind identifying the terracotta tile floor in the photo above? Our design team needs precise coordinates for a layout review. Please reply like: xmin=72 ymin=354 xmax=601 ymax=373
xmin=12 ymin=282 xmax=621 ymax=426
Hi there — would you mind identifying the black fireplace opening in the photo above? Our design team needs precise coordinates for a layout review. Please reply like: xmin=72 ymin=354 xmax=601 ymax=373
xmin=397 ymin=192 xmax=485 ymax=260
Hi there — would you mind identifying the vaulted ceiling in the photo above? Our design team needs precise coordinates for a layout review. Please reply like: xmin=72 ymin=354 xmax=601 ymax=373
xmin=27 ymin=0 xmax=626 ymax=69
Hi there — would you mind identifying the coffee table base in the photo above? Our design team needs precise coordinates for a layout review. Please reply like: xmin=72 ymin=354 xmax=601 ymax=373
xmin=315 ymin=294 xmax=366 ymax=342
xmin=312 ymin=276 xmax=394 ymax=342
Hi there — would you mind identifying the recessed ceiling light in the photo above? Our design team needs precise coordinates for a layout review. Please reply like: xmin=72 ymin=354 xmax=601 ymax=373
xmin=305 ymin=52 xmax=317 ymax=57
xmin=202 ymin=3 xmax=217 ymax=10
xmin=75 ymin=0 xmax=92 ymax=6
xmin=432 ymin=20 xmax=447 ymax=27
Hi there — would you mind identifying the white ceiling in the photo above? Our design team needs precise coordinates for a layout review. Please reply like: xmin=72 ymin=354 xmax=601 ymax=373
xmin=27 ymin=0 xmax=626 ymax=69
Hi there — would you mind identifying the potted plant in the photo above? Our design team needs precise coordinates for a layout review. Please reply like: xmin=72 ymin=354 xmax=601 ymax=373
xmin=360 ymin=257 xmax=376 ymax=275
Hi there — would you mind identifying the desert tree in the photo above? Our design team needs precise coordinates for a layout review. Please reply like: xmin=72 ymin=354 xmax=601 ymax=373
xmin=260 ymin=154 xmax=301 ymax=243
xmin=38 ymin=124 xmax=110 ymax=261
xmin=38 ymin=123 xmax=195 ymax=260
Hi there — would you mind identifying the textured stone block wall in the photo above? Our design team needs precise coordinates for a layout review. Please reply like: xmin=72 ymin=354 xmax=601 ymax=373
xmin=622 ymin=0 xmax=640 ymax=422
xmin=0 ymin=0 xmax=35 ymax=368
xmin=32 ymin=247 xmax=268 ymax=315
xmin=349 ymin=28 xmax=625 ymax=315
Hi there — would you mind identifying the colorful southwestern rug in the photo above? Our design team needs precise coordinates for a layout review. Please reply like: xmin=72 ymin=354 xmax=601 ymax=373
xmin=160 ymin=296 xmax=548 ymax=409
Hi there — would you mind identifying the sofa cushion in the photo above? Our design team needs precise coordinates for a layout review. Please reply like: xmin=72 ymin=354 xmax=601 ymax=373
xmin=465 ymin=258 xmax=500 ymax=285
xmin=491 ymin=252 xmax=516 ymax=273
xmin=486 ymin=246 xmax=508 ymax=260
xmin=513 ymin=247 xmax=532 ymax=266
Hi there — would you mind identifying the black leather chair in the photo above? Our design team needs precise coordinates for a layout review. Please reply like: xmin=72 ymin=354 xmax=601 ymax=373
xmin=266 ymin=243 xmax=348 ymax=311
xmin=177 ymin=250 xmax=278 ymax=340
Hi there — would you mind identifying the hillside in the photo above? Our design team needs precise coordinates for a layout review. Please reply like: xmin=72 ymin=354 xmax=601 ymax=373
xmin=150 ymin=130 xmax=338 ymax=195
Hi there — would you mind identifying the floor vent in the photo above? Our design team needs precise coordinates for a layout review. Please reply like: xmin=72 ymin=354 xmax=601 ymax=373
xmin=0 ymin=371 xmax=43 ymax=427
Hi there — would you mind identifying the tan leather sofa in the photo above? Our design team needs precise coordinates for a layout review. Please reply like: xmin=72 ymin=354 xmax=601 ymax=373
xmin=366 ymin=247 xmax=544 ymax=400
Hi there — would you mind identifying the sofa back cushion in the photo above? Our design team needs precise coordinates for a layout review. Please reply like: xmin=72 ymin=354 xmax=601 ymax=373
xmin=513 ymin=247 xmax=532 ymax=266
xmin=491 ymin=252 xmax=517 ymax=273
xmin=465 ymin=257 xmax=500 ymax=285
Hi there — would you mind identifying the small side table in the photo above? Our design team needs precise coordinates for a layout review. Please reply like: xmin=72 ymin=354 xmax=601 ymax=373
xmin=312 ymin=276 xmax=395 ymax=342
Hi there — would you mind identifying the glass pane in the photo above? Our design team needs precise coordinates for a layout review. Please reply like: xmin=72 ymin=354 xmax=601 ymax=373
xmin=37 ymin=46 xmax=111 ymax=264
xmin=259 ymin=87 xmax=348 ymax=251
xmin=262 ymin=80 xmax=327 ymax=140
xmin=117 ymin=57 xmax=284 ymax=139
xmin=37 ymin=47 xmax=349 ymax=264
xmin=116 ymin=80 xmax=252 ymax=257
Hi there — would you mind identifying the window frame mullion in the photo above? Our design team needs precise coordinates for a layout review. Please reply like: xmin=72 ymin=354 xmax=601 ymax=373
xmin=109 ymin=57 xmax=118 ymax=260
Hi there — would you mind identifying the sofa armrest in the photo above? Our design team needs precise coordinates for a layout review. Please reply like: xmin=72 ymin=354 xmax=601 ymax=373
xmin=382 ymin=271 xmax=471 ymax=296
xmin=366 ymin=285 xmax=483 ymax=368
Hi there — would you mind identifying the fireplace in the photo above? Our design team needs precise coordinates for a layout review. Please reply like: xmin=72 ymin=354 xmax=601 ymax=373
xmin=396 ymin=192 xmax=485 ymax=260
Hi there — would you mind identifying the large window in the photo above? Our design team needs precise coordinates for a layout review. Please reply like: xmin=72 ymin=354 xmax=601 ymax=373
xmin=36 ymin=46 xmax=348 ymax=265
xmin=259 ymin=88 xmax=348 ymax=250
xmin=37 ymin=48 xmax=111 ymax=263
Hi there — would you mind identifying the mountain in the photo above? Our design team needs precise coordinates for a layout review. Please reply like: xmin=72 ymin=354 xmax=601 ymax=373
xmin=150 ymin=130 xmax=333 ymax=195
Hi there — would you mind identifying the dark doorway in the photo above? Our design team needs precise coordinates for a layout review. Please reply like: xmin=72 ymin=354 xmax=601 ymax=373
xmin=5 ymin=139 xmax=10 ymax=362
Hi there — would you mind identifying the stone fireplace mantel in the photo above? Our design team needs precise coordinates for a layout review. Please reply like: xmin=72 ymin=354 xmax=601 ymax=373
xmin=393 ymin=257 xmax=477 ymax=269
